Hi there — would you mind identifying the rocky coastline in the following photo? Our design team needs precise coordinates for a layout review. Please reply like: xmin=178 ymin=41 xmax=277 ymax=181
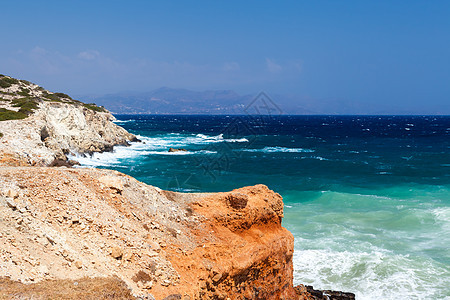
xmin=0 ymin=75 xmax=137 ymax=167
xmin=0 ymin=75 xmax=355 ymax=299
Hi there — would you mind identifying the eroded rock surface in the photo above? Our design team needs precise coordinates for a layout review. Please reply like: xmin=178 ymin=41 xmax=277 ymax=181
xmin=0 ymin=167 xmax=311 ymax=299
xmin=0 ymin=102 xmax=136 ymax=166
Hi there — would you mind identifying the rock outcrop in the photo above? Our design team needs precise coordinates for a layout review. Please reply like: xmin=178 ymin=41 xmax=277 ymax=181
xmin=0 ymin=75 xmax=137 ymax=166
xmin=168 ymin=148 xmax=188 ymax=153
xmin=0 ymin=167 xmax=310 ymax=299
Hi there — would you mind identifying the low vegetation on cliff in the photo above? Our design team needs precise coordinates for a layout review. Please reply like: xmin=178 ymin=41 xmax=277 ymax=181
xmin=0 ymin=74 xmax=106 ymax=121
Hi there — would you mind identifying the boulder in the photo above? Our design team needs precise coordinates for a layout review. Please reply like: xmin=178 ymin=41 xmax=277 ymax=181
xmin=111 ymin=247 xmax=123 ymax=259
xmin=168 ymin=148 xmax=188 ymax=152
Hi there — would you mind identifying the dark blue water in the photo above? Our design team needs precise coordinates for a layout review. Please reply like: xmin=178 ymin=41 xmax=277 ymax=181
xmin=74 ymin=115 xmax=450 ymax=299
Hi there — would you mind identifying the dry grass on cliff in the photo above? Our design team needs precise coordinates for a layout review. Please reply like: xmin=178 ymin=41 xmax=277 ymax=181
xmin=0 ymin=276 xmax=135 ymax=300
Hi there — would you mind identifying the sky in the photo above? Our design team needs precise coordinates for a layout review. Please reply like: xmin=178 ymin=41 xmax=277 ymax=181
xmin=2 ymin=1 xmax=450 ymax=113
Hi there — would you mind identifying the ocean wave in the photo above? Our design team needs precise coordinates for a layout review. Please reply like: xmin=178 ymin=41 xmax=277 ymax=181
xmin=195 ymin=133 xmax=249 ymax=143
xmin=149 ymin=133 xmax=249 ymax=146
xmin=113 ymin=119 xmax=134 ymax=123
xmin=300 ymin=156 xmax=328 ymax=161
xmin=292 ymin=246 xmax=449 ymax=300
xmin=143 ymin=150 xmax=217 ymax=156
xmin=243 ymin=146 xmax=315 ymax=153
xmin=431 ymin=207 xmax=450 ymax=228
xmin=68 ymin=146 xmax=139 ymax=167
xmin=69 ymin=133 xmax=234 ymax=167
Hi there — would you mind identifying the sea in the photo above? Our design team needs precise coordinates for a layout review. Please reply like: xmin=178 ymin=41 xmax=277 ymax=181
xmin=72 ymin=114 xmax=450 ymax=300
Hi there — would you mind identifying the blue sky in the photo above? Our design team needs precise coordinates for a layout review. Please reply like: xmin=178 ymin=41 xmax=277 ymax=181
xmin=2 ymin=1 xmax=450 ymax=113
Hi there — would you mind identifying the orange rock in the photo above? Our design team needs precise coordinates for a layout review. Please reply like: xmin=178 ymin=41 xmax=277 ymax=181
xmin=152 ymin=184 xmax=299 ymax=299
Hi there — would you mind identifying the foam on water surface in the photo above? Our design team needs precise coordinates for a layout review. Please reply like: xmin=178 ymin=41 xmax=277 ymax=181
xmin=70 ymin=133 xmax=247 ymax=167
xmin=242 ymin=146 xmax=315 ymax=153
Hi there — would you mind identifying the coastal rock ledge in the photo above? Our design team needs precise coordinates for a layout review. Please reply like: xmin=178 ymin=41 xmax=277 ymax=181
xmin=2 ymin=167 xmax=315 ymax=299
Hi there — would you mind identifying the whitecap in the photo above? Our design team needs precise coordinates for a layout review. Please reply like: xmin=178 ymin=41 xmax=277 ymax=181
xmin=195 ymin=133 xmax=248 ymax=143
xmin=112 ymin=119 xmax=134 ymax=123
xmin=226 ymin=138 xmax=249 ymax=142
xmin=143 ymin=150 xmax=217 ymax=156
xmin=196 ymin=133 xmax=224 ymax=141
xmin=300 ymin=156 xmax=328 ymax=161
xmin=292 ymin=247 xmax=449 ymax=300
xmin=243 ymin=146 xmax=315 ymax=153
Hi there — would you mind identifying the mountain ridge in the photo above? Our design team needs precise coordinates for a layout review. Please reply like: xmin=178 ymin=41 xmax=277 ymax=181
xmin=78 ymin=87 xmax=449 ymax=115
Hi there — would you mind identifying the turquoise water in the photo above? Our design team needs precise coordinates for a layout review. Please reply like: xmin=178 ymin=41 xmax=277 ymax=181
xmin=73 ymin=115 xmax=450 ymax=299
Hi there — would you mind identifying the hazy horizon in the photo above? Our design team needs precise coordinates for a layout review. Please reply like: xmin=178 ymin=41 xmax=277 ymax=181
xmin=2 ymin=1 xmax=450 ymax=114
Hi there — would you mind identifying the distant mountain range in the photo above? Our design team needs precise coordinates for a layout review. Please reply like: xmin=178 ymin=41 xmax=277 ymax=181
xmin=76 ymin=88 xmax=333 ymax=115
xmin=78 ymin=88 xmax=254 ymax=115
xmin=77 ymin=87 xmax=448 ymax=115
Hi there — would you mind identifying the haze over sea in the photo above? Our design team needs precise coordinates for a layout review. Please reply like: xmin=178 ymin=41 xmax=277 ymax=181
xmin=74 ymin=114 xmax=450 ymax=299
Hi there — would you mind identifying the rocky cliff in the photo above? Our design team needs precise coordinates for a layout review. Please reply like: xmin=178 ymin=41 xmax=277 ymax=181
xmin=0 ymin=167 xmax=313 ymax=299
xmin=0 ymin=75 xmax=137 ymax=166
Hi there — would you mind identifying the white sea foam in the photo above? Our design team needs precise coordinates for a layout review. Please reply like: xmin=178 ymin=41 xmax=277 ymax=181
xmin=300 ymin=156 xmax=328 ymax=161
xmin=112 ymin=119 xmax=133 ymax=123
xmin=195 ymin=134 xmax=249 ymax=143
xmin=292 ymin=245 xmax=449 ymax=300
xmin=144 ymin=150 xmax=217 ymax=155
xmin=243 ymin=146 xmax=315 ymax=153
xmin=70 ymin=133 xmax=239 ymax=167
xmin=431 ymin=207 xmax=450 ymax=236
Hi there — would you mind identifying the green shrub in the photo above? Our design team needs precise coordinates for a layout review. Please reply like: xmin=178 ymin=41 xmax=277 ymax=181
xmin=54 ymin=92 xmax=72 ymax=100
xmin=0 ymin=108 xmax=28 ymax=121
xmin=0 ymin=76 xmax=19 ymax=88
xmin=20 ymin=79 xmax=32 ymax=85
xmin=42 ymin=92 xmax=63 ymax=102
xmin=11 ymin=98 xmax=39 ymax=115
xmin=17 ymin=88 xmax=31 ymax=97
xmin=0 ymin=132 xmax=3 ymax=138
xmin=83 ymin=103 xmax=106 ymax=112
